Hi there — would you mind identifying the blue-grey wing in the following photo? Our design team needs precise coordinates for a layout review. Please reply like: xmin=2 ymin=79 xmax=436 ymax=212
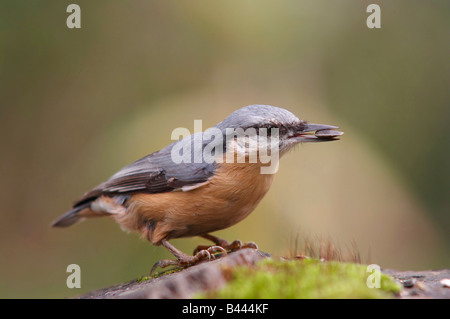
xmin=73 ymin=133 xmax=216 ymax=207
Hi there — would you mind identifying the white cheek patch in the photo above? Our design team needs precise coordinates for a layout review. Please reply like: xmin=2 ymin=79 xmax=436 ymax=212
xmin=234 ymin=135 xmax=260 ymax=160
xmin=225 ymin=134 xmax=280 ymax=174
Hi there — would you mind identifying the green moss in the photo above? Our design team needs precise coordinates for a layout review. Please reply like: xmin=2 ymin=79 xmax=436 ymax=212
xmin=137 ymin=266 xmax=184 ymax=282
xmin=198 ymin=258 xmax=401 ymax=299
xmin=136 ymin=275 xmax=152 ymax=283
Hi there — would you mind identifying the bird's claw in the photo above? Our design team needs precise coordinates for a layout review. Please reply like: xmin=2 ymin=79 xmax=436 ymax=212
xmin=150 ymin=248 xmax=214 ymax=276
xmin=226 ymin=240 xmax=258 ymax=251
xmin=193 ymin=244 xmax=228 ymax=256
xmin=194 ymin=239 xmax=258 ymax=255
xmin=150 ymin=238 xmax=258 ymax=276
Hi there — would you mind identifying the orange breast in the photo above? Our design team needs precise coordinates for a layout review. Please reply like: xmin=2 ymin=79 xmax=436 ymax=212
xmin=113 ymin=162 xmax=275 ymax=244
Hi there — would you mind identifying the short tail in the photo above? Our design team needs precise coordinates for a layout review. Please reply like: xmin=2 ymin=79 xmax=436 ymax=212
xmin=51 ymin=202 xmax=91 ymax=227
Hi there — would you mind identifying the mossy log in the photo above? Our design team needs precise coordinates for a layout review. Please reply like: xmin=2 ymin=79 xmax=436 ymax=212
xmin=77 ymin=249 xmax=449 ymax=299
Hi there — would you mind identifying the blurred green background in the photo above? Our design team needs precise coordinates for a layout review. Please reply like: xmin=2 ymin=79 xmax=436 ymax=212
xmin=0 ymin=1 xmax=448 ymax=298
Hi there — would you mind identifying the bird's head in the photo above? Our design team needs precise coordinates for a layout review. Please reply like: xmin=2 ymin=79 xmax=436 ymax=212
xmin=215 ymin=104 xmax=343 ymax=156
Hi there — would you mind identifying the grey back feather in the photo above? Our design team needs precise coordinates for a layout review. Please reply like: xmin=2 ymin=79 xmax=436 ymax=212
xmin=74 ymin=132 xmax=217 ymax=207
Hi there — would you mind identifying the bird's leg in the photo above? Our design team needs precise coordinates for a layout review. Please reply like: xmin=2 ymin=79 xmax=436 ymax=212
xmin=150 ymin=239 xmax=225 ymax=275
xmin=193 ymin=233 xmax=258 ymax=255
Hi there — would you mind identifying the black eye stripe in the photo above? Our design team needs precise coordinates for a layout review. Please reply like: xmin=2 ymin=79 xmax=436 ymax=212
xmin=240 ymin=120 xmax=306 ymax=135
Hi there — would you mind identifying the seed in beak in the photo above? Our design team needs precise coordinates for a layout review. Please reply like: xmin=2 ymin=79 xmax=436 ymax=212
xmin=315 ymin=129 xmax=344 ymax=138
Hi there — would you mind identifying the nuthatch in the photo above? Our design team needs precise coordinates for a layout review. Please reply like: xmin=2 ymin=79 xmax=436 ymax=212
xmin=52 ymin=105 xmax=343 ymax=273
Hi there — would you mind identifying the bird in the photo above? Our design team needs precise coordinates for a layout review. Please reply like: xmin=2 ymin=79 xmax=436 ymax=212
xmin=52 ymin=104 xmax=343 ymax=274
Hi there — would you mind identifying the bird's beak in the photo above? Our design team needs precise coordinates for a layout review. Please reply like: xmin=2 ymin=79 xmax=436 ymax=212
xmin=291 ymin=123 xmax=344 ymax=143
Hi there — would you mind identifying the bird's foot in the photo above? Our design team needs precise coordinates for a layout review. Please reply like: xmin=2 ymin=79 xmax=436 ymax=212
xmin=219 ymin=239 xmax=258 ymax=252
xmin=194 ymin=235 xmax=258 ymax=255
xmin=150 ymin=245 xmax=227 ymax=276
